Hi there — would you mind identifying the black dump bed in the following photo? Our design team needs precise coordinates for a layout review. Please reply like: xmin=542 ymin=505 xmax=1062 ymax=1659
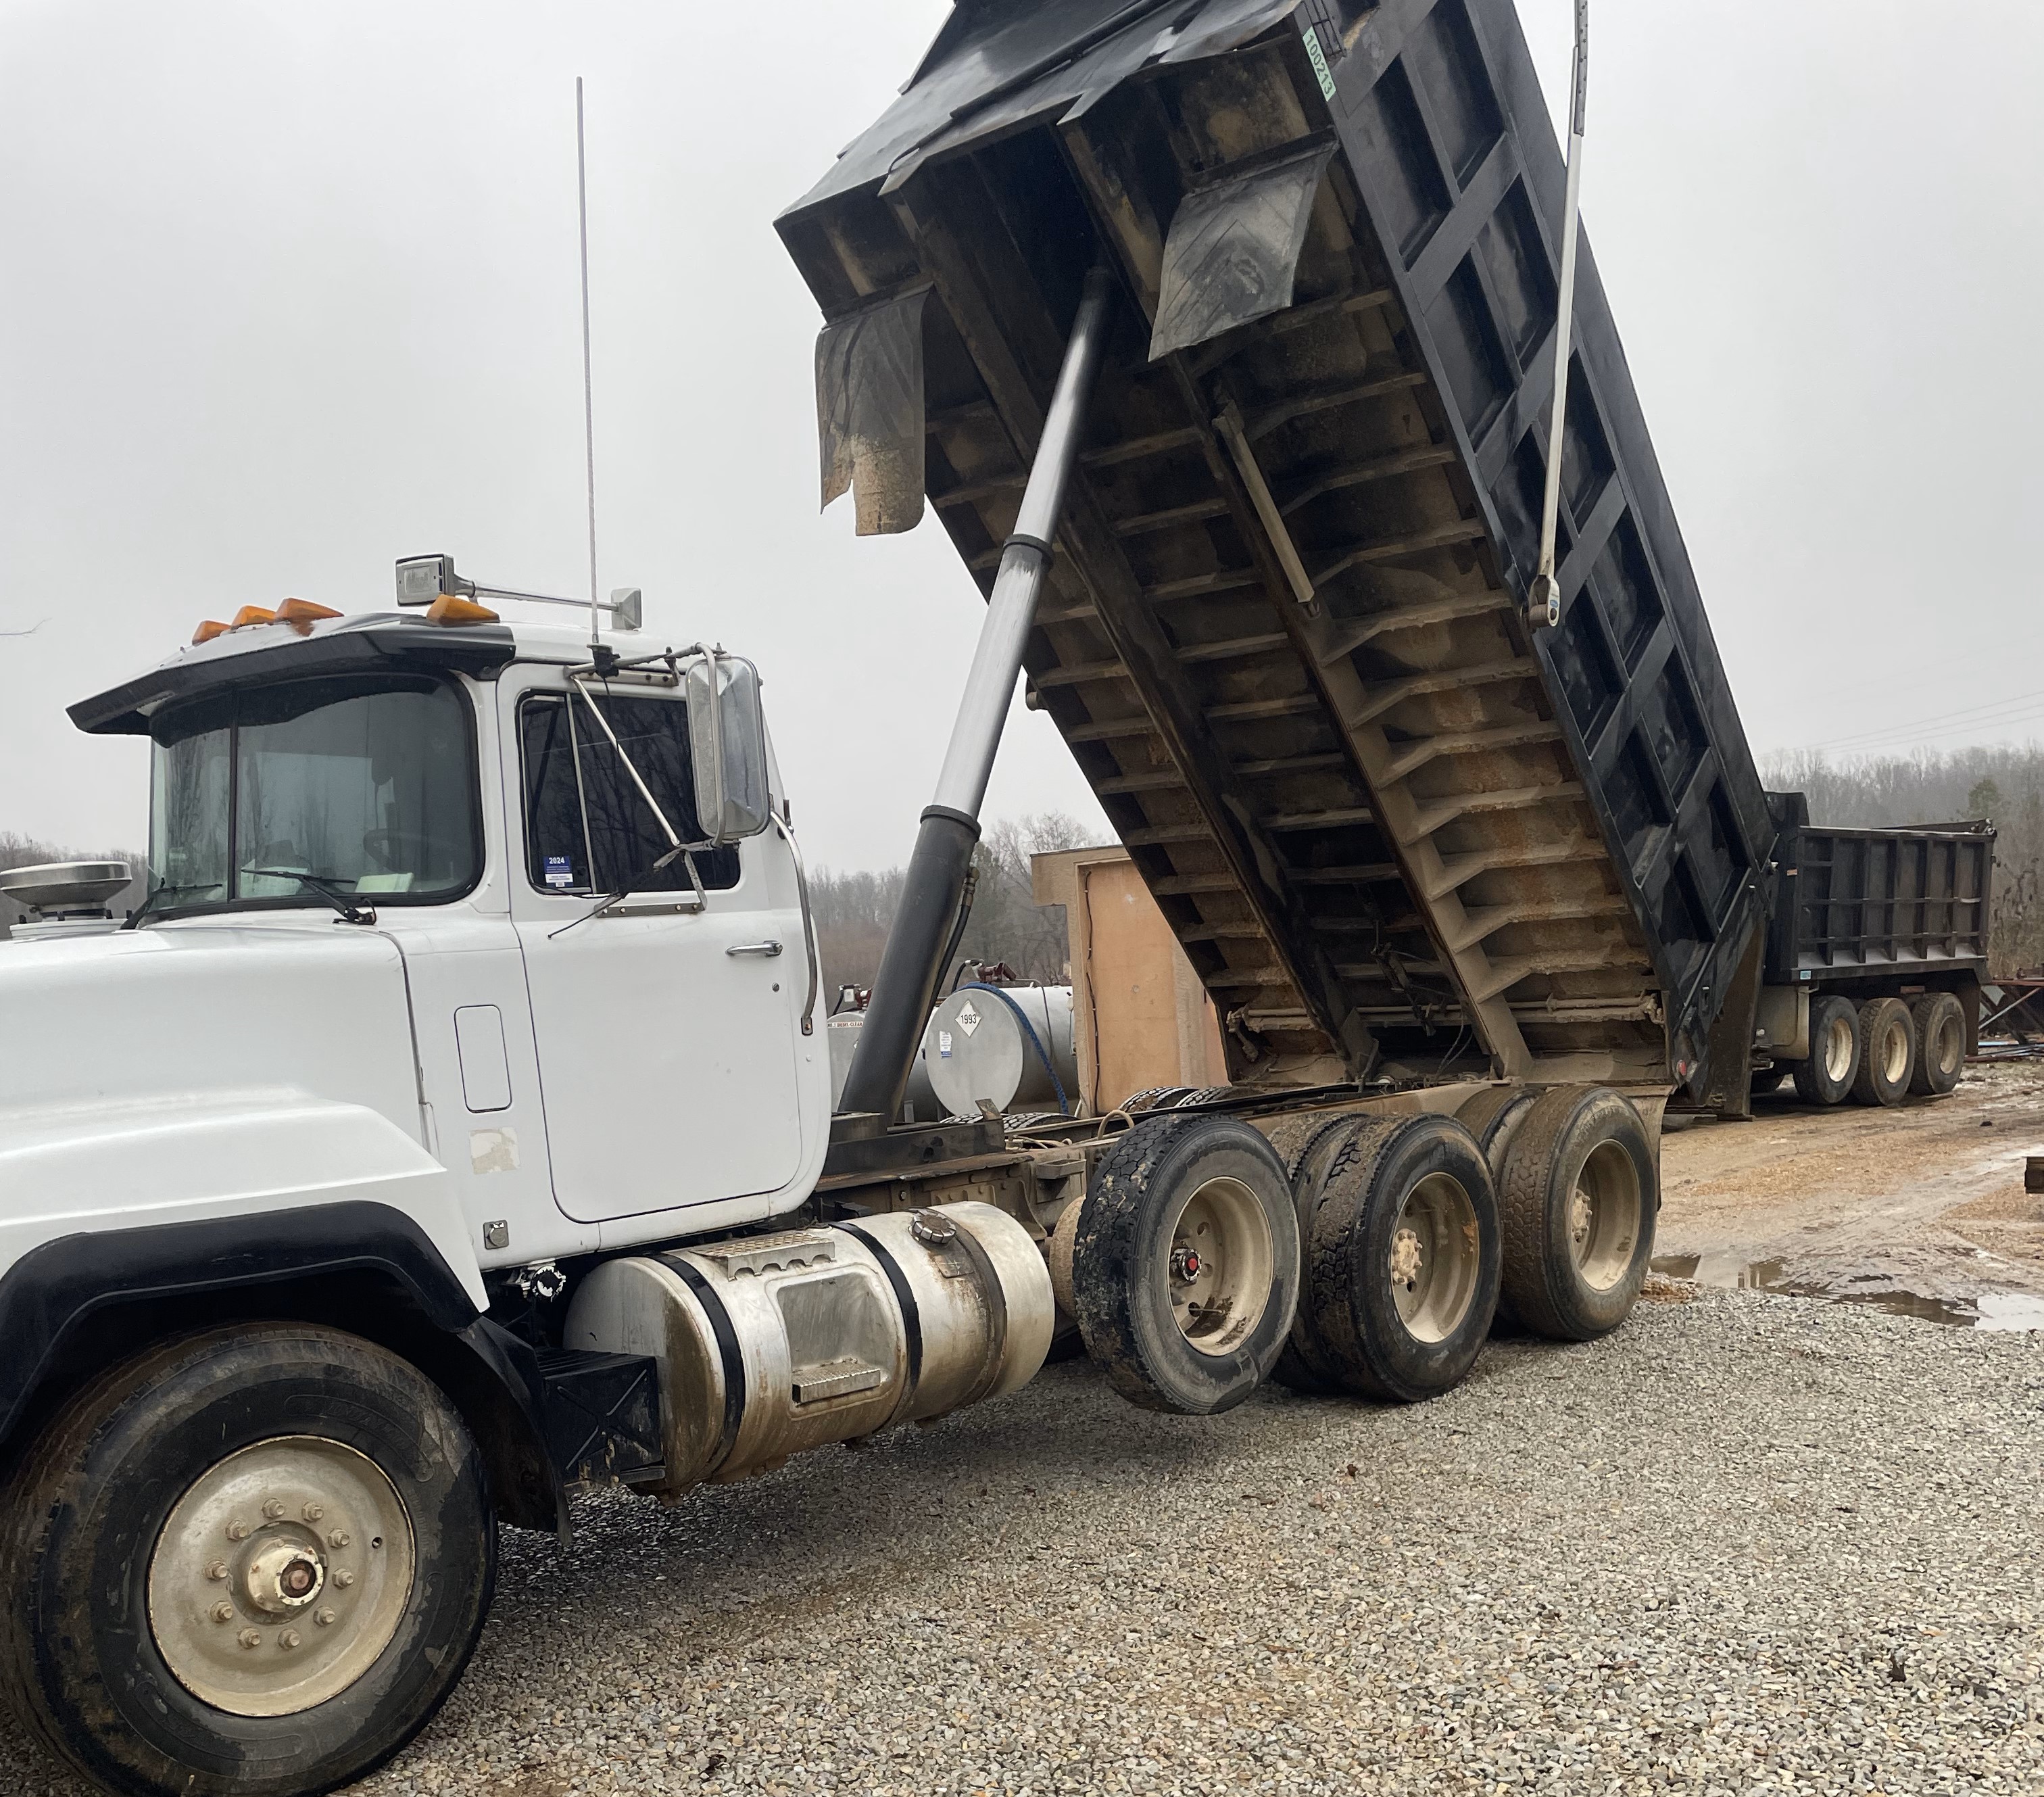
xmin=1764 ymin=794 xmax=1993 ymax=988
xmin=780 ymin=0 xmax=1777 ymax=1101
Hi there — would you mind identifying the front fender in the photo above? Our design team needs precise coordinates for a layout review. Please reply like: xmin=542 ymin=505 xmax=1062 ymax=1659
xmin=0 ymin=1091 xmax=484 ymax=1306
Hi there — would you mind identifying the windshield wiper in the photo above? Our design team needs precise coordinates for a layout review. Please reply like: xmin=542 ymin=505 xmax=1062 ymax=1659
xmin=243 ymin=869 xmax=377 ymax=926
xmin=123 ymin=880 xmax=220 ymax=930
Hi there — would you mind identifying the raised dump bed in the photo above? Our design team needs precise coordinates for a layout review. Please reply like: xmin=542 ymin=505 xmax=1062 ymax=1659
xmin=781 ymin=0 xmax=1776 ymax=1105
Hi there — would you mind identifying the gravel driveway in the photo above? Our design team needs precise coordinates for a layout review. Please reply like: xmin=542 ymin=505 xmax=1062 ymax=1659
xmin=3 ymin=1287 xmax=2039 ymax=1796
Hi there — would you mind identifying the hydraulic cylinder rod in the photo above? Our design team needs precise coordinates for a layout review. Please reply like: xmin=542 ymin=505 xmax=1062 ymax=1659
xmin=1530 ymin=0 xmax=1588 ymax=631
xmin=838 ymin=267 xmax=1115 ymax=1123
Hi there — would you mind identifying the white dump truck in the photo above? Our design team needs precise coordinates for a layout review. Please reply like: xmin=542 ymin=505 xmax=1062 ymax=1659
xmin=0 ymin=3 xmax=1711 ymax=1791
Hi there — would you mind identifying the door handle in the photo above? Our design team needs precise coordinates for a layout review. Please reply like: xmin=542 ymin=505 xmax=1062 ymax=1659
xmin=726 ymin=940 xmax=784 ymax=957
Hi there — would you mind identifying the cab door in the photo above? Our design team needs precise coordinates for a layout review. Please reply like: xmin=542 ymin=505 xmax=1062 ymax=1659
xmin=504 ymin=671 xmax=808 ymax=1224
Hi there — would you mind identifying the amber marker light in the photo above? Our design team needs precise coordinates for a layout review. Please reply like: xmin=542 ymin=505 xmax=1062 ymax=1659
xmin=276 ymin=597 xmax=341 ymax=635
xmin=425 ymin=594 xmax=501 ymax=627
xmin=229 ymin=605 xmax=278 ymax=629
xmin=191 ymin=620 xmax=228 ymax=644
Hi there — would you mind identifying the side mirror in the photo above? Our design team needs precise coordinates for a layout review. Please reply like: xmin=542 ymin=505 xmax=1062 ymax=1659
xmin=685 ymin=652 xmax=771 ymax=844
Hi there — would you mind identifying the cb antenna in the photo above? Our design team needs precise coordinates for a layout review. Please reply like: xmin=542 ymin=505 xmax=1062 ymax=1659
xmin=576 ymin=75 xmax=600 ymax=647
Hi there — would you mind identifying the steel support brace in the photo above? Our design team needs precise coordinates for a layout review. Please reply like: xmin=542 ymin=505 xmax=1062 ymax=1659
xmin=837 ymin=268 xmax=1116 ymax=1122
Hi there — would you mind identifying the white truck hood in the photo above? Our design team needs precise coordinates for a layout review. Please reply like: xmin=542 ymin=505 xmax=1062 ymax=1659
xmin=0 ymin=921 xmax=422 ymax=1132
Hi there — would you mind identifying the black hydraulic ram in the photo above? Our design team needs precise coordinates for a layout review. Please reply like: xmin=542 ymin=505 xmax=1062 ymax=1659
xmin=837 ymin=267 xmax=1115 ymax=1122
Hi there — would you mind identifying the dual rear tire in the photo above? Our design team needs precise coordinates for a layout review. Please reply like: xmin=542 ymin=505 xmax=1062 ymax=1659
xmin=1792 ymin=989 xmax=1966 ymax=1107
xmin=1061 ymin=1086 xmax=1656 ymax=1414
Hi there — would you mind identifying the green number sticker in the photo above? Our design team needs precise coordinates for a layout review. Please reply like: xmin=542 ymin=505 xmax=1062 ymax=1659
xmin=1304 ymin=24 xmax=1338 ymax=103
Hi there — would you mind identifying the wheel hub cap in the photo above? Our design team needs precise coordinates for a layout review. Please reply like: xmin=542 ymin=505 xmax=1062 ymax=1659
xmin=147 ymin=1436 xmax=416 ymax=1718
xmin=1163 ymin=1175 xmax=1275 ymax=1358
xmin=1388 ymin=1174 xmax=1481 ymax=1345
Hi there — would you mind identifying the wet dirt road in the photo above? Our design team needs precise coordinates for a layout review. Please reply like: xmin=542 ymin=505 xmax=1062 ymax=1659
xmin=1654 ymin=1060 xmax=2044 ymax=1322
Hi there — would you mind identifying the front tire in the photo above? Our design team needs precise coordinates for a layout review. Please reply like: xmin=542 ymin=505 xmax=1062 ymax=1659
xmin=0 ymin=1325 xmax=495 ymax=1797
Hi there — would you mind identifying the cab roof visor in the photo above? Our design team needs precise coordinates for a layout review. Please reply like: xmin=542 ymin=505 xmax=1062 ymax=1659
xmin=66 ymin=615 xmax=518 ymax=737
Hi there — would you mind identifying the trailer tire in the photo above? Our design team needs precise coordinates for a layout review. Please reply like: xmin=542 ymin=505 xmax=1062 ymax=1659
xmin=1498 ymin=1086 xmax=1655 ymax=1342
xmin=1909 ymin=992 xmax=1966 ymax=1097
xmin=1793 ymin=995 xmax=1860 ymax=1105
xmin=1071 ymin=1115 xmax=1298 ymax=1414
xmin=1851 ymin=997 xmax=1915 ymax=1107
xmin=1264 ymin=1116 xmax=1374 ymax=1395
xmin=1305 ymin=1115 xmax=1501 ymax=1403
xmin=0 ymin=1324 xmax=495 ymax=1797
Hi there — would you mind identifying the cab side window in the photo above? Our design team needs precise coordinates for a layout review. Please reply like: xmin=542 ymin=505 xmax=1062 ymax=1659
xmin=520 ymin=693 xmax=741 ymax=895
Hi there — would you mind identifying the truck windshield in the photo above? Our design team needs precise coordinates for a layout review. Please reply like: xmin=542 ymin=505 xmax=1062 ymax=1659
xmin=147 ymin=673 xmax=479 ymax=914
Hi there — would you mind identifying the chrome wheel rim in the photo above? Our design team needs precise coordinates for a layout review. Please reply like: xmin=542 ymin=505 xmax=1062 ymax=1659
xmin=1822 ymin=1014 xmax=1855 ymax=1083
xmin=1388 ymin=1172 xmax=1481 ymax=1343
xmin=1567 ymin=1141 xmax=1642 ymax=1292
xmin=1163 ymin=1175 xmax=1274 ymax=1357
xmin=147 ymin=1436 xmax=415 ymax=1717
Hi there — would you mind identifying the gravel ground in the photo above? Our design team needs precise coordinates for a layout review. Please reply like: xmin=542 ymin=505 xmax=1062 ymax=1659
xmin=4 ymin=1287 xmax=2041 ymax=1796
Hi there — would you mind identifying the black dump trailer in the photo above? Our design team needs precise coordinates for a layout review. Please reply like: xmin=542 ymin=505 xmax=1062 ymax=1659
xmin=1750 ymin=795 xmax=1993 ymax=1107
xmin=779 ymin=0 xmax=1985 ymax=1120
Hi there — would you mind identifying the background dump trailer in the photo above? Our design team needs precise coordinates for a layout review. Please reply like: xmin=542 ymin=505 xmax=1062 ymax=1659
xmin=781 ymin=0 xmax=1779 ymax=1117
xmin=1751 ymin=800 xmax=1991 ymax=1106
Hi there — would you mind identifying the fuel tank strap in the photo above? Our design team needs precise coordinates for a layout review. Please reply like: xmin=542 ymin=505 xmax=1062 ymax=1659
xmin=835 ymin=1222 xmax=924 ymax=1424
xmin=663 ymin=1256 xmax=746 ymax=1474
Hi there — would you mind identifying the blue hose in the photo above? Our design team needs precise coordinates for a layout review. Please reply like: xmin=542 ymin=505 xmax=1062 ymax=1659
xmin=958 ymin=983 xmax=1070 ymax=1117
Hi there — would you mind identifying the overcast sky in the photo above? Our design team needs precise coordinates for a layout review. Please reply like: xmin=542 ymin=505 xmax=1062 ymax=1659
xmin=1 ymin=1 xmax=2039 ymax=871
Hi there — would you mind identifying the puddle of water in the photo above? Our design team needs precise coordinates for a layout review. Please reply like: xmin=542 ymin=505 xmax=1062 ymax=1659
xmin=1650 ymin=1254 xmax=2044 ymax=1331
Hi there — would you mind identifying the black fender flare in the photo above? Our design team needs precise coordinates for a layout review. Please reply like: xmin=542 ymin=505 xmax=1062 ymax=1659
xmin=0 ymin=1199 xmax=567 ymax=1534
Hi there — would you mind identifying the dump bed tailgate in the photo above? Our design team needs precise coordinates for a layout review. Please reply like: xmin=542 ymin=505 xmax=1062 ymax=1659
xmin=782 ymin=0 xmax=1775 ymax=1099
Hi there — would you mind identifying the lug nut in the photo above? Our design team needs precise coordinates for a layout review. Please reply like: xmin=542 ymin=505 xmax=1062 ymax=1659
xmin=315 ymin=1608 xmax=337 ymax=1627
xmin=205 ymin=1561 xmax=229 ymax=1581
xmin=303 ymin=1502 xmax=324 ymax=1523
xmin=333 ymin=1571 xmax=356 ymax=1589
xmin=278 ymin=1629 xmax=301 ymax=1651
xmin=239 ymin=1629 xmax=262 ymax=1650
xmin=225 ymin=1520 xmax=251 ymax=1542
xmin=262 ymin=1499 xmax=286 ymax=1520
xmin=327 ymin=1529 xmax=351 ymax=1550
xmin=212 ymin=1603 xmax=235 ymax=1624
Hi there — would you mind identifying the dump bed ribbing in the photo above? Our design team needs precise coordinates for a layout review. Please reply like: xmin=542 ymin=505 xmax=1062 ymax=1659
xmin=781 ymin=0 xmax=1776 ymax=1104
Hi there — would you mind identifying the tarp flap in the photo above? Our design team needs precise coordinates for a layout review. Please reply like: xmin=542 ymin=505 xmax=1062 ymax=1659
xmin=1149 ymin=141 xmax=1337 ymax=360
xmin=816 ymin=288 xmax=929 ymax=537
xmin=783 ymin=0 xmax=1302 ymax=218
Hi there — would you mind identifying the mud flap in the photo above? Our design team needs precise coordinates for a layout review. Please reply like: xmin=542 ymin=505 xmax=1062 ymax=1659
xmin=1149 ymin=140 xmax=1336 ymax=360
xmin=815 ymin=286 xmax=929 ymax=535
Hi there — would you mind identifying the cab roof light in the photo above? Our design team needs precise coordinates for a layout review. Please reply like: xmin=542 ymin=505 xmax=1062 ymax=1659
xmin=229 ymin=605 xmax=277 ymax=630
xmin=276 ymin=596 xmax=341 ymax=634
xmin=426 ymin=593 xmax=502 ymax=627
xmin=192 ymin=620 xmax=228 ymax=645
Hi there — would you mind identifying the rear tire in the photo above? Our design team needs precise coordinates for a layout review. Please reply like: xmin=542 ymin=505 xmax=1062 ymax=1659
xmin=1305 ymin=1115 xmax=1501 ymax=1404
xmin=1851 ymin=997 xmax=1915 ymax=1107
xmin=1793 ymin=995 xmax=1860 ymax=1105
xmin=0 ymin=1324 xmax=495 ymax=1797
xmin=1909 ymin=992 xmax=1966 ymax=1097
xmin=1071 ymin=1114 xmax=1299 ymax=1414
xmin=1498 ymin=1086 xmax=1655 ymax=1342
xmin=1263 ymin=1116 xmax=1375 ymax=1395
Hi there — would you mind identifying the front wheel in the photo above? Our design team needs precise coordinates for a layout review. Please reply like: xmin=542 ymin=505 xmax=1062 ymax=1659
xmin=0 ymin=1325 xmax=496 ymax=1797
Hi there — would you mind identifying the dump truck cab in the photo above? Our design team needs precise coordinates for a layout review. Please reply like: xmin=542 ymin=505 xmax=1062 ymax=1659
xmin=25 ymin=602 xmax=834 ymax=1278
